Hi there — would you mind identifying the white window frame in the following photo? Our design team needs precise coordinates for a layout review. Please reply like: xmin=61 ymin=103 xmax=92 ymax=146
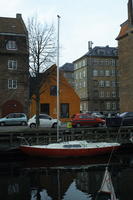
xmin=8 ymin=80 xmax=17 ymax=89
xmin=79 ymin=71 xmax=82 ymax=79
xmin=112 ymin=102 xmax=116 ymax=110
xmin=99 ymin=80 xmax=104 ymax=87
xmin=6 ymin=40 xmax=17 ymax=50
xmin=82 ymin=70 xmax=86 ymax=77
xmin=105 ymin=70 xmax=110 ymax=76
xmin=105 ymin=81 xmax=110 ymax=87
xmin=99 ymin=91 xmax=104 ymax=97
xmin=8 ymin=60 xmax=17 ymax=70
xmin=106 ymin=102 xmax=111 ymax=110
xmin=93 ymin=70 xmax=98 ymax=76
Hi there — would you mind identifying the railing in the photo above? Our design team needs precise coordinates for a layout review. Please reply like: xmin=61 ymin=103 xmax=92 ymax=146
xmin=0 ymin=126 xmax=133 ymax=151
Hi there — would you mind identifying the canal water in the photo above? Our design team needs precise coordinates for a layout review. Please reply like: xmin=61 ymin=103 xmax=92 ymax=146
xmin=0 ymin=151 xmax=133 ymax=200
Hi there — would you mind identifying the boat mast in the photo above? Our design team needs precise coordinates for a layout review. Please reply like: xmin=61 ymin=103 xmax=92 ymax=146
xmin=57 ymin=15 xmax=61 ymax=141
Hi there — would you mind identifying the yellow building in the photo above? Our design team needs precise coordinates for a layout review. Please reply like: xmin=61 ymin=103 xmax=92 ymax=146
xmin=29 ymin=65 xmax=80 ymax=122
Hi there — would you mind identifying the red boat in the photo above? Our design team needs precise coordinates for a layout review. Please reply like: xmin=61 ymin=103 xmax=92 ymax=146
xmin=20 ymin=140 xmax=120 ymax=158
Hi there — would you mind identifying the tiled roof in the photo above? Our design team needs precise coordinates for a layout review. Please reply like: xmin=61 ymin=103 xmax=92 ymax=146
xmin=116 ymin=21 xmax=128 ymax=40
xmin=0 ymin=14 xmax=27 ymax=35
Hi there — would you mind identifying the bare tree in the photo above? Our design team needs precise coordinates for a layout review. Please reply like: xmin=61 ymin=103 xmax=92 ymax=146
xmin=27 ymin=16 xmax=56 ymax=127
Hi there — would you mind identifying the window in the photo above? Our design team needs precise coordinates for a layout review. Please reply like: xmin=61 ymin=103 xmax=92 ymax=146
xmin=105 ymin=81 xmax=110 ymax=87
xmin=106 ymin=91 xmax=110 ymax=97
xmin=83 ymin=81 xmax=86 ymax=87
xmin=110 ymin=59 xmax=116 ymax=66
xmin=79 ymin=72 xmax=82 ymax=79
xmin=50 ymin=86 xmax=57 ymax=96
xmin=105 ymin=70 xmax=110 ymax=76
xmin=112 ymin=81 xmax=116 ymax=87
xmin=8 ymin=60 xmax=17 ymax=70
xmin=60 ymin=104 xmax=69 ymax=118
xmin=112 ymin=91 xmax=116 ymax=97
xmin=99 ymin=70 xmax=104 ymax=76
xmin=40 ymin=104 xmax=50 ymax=115
xmin=112 ymin=102 xmax=116 ymax=110
xmin=75 ymin=72 xmax=79 ymax=80
xmin=6 ymin=41 xmax=17 ymax=50
xmin=82 ymin=59 xmax=86 ymax=66
xmin=99 ymin=80 xmax=104 ymax=87
xmin=93 ymin=70 xmax=98 ymax=76
xmin=111 ymin=69 xmax=116 ymax=76
xmin=99 ymin=91 xmax=104 ymax=97
xmin=39 ymin=114 xmax=51 ymax=119
xmin=106 ymin=102 xmax=111 ymax=110
xmin=83 ymin=70 xmax=86 ymax=77
xmin=105 ymin=59 xmax=109 ymax=65
xmin=8 ymin=80 xmax=17 ymax=89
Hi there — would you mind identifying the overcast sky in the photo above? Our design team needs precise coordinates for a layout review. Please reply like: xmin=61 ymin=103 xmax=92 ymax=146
xmin=0 ymin=0 xmax=128 ymax=65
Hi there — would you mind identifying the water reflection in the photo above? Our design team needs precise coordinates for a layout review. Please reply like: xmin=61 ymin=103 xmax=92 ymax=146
xmin=0 ymin=153 xmax=133 ymax=200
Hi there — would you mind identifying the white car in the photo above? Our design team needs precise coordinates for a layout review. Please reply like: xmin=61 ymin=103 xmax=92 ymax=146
xmin=28 ymin=114 xmax=61 ymax=128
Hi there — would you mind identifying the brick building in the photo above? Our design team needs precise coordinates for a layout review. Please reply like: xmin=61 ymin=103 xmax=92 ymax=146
xmin=73 ymin=44 xmax=119 ymax=114
xmin=116 ymin=0 xmax=133 ymax=112
xmin=0 ymin=14 xmax=29 ymax=117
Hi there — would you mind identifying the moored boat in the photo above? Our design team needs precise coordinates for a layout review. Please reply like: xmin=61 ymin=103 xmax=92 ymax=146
xmin=20 ymin=140 xmax=120 ymax=158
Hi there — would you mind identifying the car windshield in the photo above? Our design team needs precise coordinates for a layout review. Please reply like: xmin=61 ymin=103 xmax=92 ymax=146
xmin=119 ymin=112 xmax=127 ymax=117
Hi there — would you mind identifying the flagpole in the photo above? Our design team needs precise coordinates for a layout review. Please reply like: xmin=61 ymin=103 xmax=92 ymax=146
xmin=57 ymin=15 xmax=61 ymax=141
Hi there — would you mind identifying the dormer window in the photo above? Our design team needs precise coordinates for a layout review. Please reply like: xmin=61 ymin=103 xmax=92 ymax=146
xmin=6 ymin=40 xmax=17 ymax=50
xmin=98 ymin=50 xmax=105 ymax=55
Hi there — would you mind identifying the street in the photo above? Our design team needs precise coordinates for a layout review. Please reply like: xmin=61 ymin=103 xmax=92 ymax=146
xmin=0 ymin=125 xmax=28 ymax=132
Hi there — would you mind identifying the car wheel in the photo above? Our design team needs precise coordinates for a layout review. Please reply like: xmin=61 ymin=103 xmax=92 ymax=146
xmin=52 ymin=123 xmax=57 ymax=128
xmin=0 ymin=122 xmax=5 ymax=126
xmin=30 ymin=123 xmax=36 ymax=128
xmin=21 ymin=121 xmax=27 ymax=126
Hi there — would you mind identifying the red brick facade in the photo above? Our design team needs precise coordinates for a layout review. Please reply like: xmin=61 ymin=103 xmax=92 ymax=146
xmin=116 ymin=0 xmax=133 ymax=112
xmin=0 ymin=14 xmax=29 ymax=117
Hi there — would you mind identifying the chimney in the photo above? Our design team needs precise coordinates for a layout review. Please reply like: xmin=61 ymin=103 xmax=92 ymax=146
xmin=128 ymin=0 xmax=133 ymax=26
xmin=16 ymin=13 xmax=22 ymax=19
xmin=88 ymin=41 xmax=93 ymax=51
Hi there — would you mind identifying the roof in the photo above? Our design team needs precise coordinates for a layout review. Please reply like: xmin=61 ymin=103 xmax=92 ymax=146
xmin=73 ymin=46 xmax=118 ymax=62
xmin=29 ymin=65 xmax=57 ymax=97
xmin=116 ymin=21 xmax=128 ymax=40
xmin=0 ymin=13 xmax=27 ymax=35
xmin=60 ymin=63 xmax=74 ymax=72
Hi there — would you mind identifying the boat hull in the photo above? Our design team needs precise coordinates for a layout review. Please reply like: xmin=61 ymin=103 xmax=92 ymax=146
xmin=20 ymin=145 xmax=119 ymax=158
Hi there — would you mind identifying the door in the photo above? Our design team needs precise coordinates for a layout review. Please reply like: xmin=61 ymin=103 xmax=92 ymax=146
xmin=39 ymin=114 xmax=52 ymax=127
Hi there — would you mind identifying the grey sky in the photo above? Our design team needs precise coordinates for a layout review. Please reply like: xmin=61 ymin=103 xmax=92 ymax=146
xmin=0 ymin=0 xmax=128 ymax=65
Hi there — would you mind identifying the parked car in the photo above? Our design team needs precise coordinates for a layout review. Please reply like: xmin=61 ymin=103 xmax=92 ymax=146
xmin=91 ymin=112 xmax=105 ymax=119
xmin=106 ymin=112 xmax=133 ymax=127
xmin=0 ymin=113 xmax=27 ymax=126
xmin=28 ymin=114 xmax=61 ymax=128
xmin=71 ymin=113 xmax=105 ymax=128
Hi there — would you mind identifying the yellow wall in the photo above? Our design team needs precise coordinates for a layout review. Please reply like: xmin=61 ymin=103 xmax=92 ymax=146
xmin=29 ymin=67 xmax=80 ymax=122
